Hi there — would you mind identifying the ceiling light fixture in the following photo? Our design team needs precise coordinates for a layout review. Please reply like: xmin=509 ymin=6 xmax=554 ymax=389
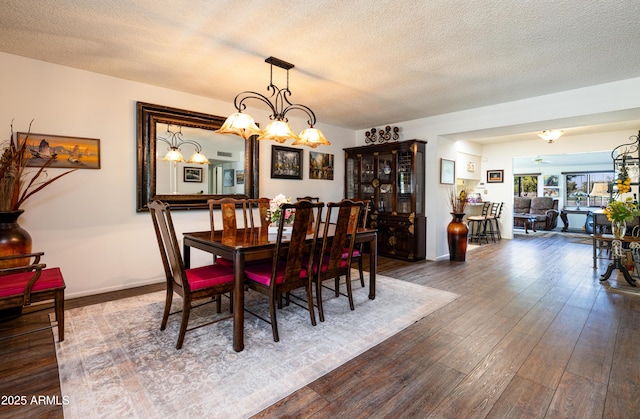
xmin=157 ymin=125 xmax=209 ymax=164
xmin=216 ymin=56 xmax=331 ymax=148
xmin=538 ymin=130 xmax=564 ymax=143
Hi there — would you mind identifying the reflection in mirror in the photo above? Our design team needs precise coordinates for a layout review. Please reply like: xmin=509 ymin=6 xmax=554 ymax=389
xmin=137 ymin=102 xmax=258 ymax=211
xmin=155 ymin=123 xmax=246 ymax=196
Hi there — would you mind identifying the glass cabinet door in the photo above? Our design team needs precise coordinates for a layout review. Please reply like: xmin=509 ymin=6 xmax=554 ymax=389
xmin=377 ymin=152 xmax=394 ymax=212
xmin=346 ymin=156 xmax=357 ymax=199
xmin=397 ymin=150 xmax=412 ymax=213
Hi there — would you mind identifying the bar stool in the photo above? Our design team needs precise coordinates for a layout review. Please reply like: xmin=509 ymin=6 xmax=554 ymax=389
xmin=467 ymin=202 xmax=491 ymax=244
xmin=485 ymin=202 xmax=503 ymax=242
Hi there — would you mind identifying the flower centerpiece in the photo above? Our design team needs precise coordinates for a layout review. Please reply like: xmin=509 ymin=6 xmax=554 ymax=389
xmin=268 ymin=193 xmax=294 ymax=233
xmin=603 ymin=197 xmax=640 ymax=238
xmin=603 ymin=164 xmax=640 ymax=238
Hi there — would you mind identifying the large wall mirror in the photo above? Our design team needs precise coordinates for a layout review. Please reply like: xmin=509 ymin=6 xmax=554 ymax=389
xmin=136 ymin=102 xmax=258 ymax=211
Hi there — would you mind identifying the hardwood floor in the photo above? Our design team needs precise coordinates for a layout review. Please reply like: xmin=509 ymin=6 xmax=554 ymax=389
xmin=2 ymin=233 xmax=639 ymax=418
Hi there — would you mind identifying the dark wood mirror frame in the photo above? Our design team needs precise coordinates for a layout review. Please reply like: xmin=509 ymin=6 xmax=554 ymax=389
xmin=136 ymin=101 xmax=259 ymax=211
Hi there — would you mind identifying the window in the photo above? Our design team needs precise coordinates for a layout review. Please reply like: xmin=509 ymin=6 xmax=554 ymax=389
xmin=565 ymin=172 xmax=614 ymax=207
xmin=514 ymin=175 xmax=538 ymax=197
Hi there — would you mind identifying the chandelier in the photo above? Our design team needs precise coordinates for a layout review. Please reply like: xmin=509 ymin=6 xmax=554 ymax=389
xmin=216 ymin=56 xmax=331 ymax=148
xmin=157 ymin=125 xmax=209 ymax=164
xmin=538 ymin=130 xmax=564 ymax=143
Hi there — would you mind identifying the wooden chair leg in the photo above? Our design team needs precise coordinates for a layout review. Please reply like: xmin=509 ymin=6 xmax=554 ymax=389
xmin=215 ymin=294 xmax=222 ymax=313
xmin=161 ymin=289 xmax=173 ymax=331
xmin=55 ymin=289 xmax=65 ymax=342
xmin=358 ymin=258 xmax=365 ymax=287
xmin=346 ymin=273 xmax=355 ymax=311
xmin=269 ymin=298 xmax=279 ymax=342
xmin=176 ymin=299 xmax=191 ymax=350
xmin=316 ymin=280 xmax=325 ymax=323
xmin=335 ymin=277 xmax=340 ymax=297
xmin=306 ymin=283 xmax=316 ymax=326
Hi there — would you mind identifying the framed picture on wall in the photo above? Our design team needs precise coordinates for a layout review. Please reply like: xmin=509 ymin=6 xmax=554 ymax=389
xmin=183 ymin=167 xmax=203 ymax=183
xmin=487 ymin=169 xmax=504 ymax=183
xmin=271 ymin=145 xmax=303 ymax=179
xmin=18 ymin=132 xmax=101 ymax=169
xmin=440 ymin=158 xmax=455 ymax=184
xmin=223 ymin=169 xmax=234 ymax=186
xmin=236 ymin=169 xmax=245 ymax=185
xmin=309 ymin=151 xmax=334 ymax=180
xmin=544 ymin=174 xmax=559 ymax=187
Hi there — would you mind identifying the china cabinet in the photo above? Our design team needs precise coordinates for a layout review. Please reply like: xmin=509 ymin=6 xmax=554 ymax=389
xmin=344 ymin=140 xmax=426 ymax=261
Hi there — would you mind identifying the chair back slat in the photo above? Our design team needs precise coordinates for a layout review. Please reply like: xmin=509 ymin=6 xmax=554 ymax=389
xmin=320 ymin=200 xmax=363 ymax=275
xmin=247 ymin=197 xmax=270 ymax=228
xmin=208 ymin=197 xmax=248 ymax=231
xmin=148 ymin=200 xmax=189 ymax=293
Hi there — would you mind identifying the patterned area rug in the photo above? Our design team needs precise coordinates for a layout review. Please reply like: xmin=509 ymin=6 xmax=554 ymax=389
xmin=53 ymin=272 xmax=458 ymax=418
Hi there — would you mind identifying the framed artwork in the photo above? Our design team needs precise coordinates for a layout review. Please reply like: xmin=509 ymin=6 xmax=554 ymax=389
xmin=466 ymin=161 xmax=475 ymax=173
xmin=309 ymin=151 xmax=334 ymax=180
xmin=544 ymin=174 xmax=559 ymax=187
xmin=183 ymin=167 xmax=203 ymax=183
xmin=271 ymin=145 xmax=303 ymax=180
xmin=18 ymin=132 xmax=100 ymax=169
xmin=223 ymin=169 xmax=234 ymax=186
xmin=544 ymin=187 xmax=559 ymax=197
xmin=487 ymin=169 xmax=504 ymax=183
xmin=235 ymin=169 xmax=245 ymax=185
xmin=440 ymin=158 xmax=455 ymax=184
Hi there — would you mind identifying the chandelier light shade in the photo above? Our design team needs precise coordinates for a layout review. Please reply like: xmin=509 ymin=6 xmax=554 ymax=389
xmin=157 ymin=125 xmax=209 ymax=164
xmin=538 ymin=130 xmax=564 ymax=143
xmin=293 ymin=127 xmax=331 ymax=148
xmin=216 ymin=56 xmax=331 ymax=147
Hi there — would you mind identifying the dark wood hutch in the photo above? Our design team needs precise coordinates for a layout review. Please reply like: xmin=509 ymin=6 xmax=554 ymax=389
xmin=344 ymin=139 xmax=426 ymax=261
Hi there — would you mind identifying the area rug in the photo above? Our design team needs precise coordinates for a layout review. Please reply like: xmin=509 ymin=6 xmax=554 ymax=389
xmin=53 ymin=272 xmax=459 ymax=418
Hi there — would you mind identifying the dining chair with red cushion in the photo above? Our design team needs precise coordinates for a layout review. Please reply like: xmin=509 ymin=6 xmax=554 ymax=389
xmin=0 ymin=252 xmax=65 ymax=342
xmin=243 ymin=200 xmax=324 ymax=342
xmin=348 ymin=198 xmax=371 ymax=288
xmin=314 ymin=199 xmax=363 ymax=322
xmin=149 ymin=200 xmax=235 ymax=349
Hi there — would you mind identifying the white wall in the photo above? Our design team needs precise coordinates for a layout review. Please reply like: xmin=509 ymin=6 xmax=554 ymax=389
xmin=0 ymin=52 xmax=353 ymax=297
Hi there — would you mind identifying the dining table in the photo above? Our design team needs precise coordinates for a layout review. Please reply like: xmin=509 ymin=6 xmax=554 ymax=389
xmin=183 ymin=224 xmax=378 ymax=352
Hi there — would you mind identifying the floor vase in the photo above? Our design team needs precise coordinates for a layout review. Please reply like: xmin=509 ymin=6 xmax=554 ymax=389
xmin=448 ymin=212 xmax=468 ymax=261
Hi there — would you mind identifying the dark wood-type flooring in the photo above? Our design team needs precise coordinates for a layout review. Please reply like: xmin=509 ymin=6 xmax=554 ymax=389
xmin=1 ymin=232 xmax=639 ymax=418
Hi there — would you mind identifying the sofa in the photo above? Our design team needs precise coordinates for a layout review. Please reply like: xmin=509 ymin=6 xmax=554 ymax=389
xmin=513 ymin=197 xmax=559 ymax=231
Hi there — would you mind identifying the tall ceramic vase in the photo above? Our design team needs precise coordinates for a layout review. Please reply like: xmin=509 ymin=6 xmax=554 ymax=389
xmin=0 ymin=210 xmax=33 ymax=269
xmin=448 ymin=212 xmax=468 ymax=261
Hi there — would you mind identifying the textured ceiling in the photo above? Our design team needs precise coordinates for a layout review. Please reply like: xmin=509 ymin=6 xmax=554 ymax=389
xmin=1 ymin=0 xmax=640 ymax=135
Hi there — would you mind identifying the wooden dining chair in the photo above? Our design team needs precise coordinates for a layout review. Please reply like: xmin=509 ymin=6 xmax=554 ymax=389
xmin=148 ymin=200 xmax=235 ymax=349
xmin=247 ymin=197 xmax=271 ymax=228
xmin=0 ymin=252 xmax=65 ymax=342
xmin=243 ymin=200 xmax=324 ymax=342
xmin=314 ymin=199 xmax=363 ymax=322
xmin=208 ymin=197 xmax=249 ymax=266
